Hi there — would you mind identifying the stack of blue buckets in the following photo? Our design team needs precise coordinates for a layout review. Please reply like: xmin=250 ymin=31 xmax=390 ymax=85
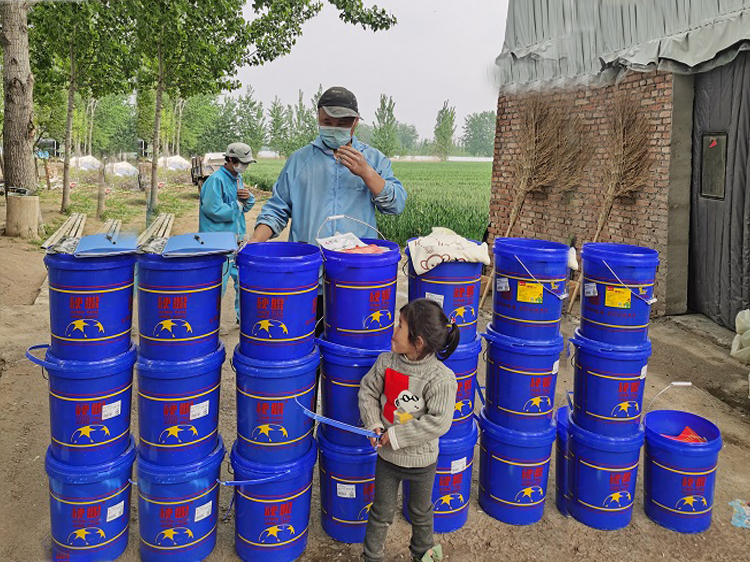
xmin=29 ymin=237 xmax=138 ymax=562
xmin=134 ymin=235 xmax=231 ymax=561
xmin=232 ymin=242 xmax=322 ymax=562
xmin=561 ymin=243 xmax=659 ymax=530
xmin=479 ymin=238 xmax=569 ymax=525
xmin=315 ymin=238 xmax=400 ymax=544
xmin=403 ymin=242 xmax=482 ymax=533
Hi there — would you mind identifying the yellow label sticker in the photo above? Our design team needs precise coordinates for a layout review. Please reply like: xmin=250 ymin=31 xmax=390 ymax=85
xmin=517 ymin=281 xmax=544 ymax=304
xmin=605 ymin=286 xmax=632 ymax=309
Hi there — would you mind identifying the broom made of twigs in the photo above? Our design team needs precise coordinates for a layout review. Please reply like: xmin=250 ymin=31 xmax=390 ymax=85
xmin=566 ymin=92 xmax=653 ymax=313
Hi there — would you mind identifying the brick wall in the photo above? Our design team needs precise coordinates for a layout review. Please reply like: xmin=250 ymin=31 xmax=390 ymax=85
xmin=489 ymin=71 xmax=674 ymax=315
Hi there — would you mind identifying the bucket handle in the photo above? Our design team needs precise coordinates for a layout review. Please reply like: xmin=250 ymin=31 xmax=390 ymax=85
xmin=218 ymin=471 xmax=291 ymax=487
xmin=513 ymin=255 xmax=567 ymax=301
xmin=601 ymin=259 xmax=657 ymax=306
xmin=293 ymin=397 xmax=380 ymax=439
xmin=473 ymin=371 xmax=486 ymax=407
xmin=26 ymin=344 xmax=55 ymax=375
xmin=316 ymin=214 xmax=385 ymax=246
xmin=644 ymin=381 xmax=720 ymax=429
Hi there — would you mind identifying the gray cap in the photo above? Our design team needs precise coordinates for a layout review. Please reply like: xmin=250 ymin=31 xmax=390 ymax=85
xmin=318 ymin=86 xmax=360 ymax=119
xmin=225 ymin=142 xmax=257 ymax=164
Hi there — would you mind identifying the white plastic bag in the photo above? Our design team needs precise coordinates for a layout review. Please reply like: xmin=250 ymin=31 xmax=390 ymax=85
xmin=730 ymin=310 xmax=750 ymax=364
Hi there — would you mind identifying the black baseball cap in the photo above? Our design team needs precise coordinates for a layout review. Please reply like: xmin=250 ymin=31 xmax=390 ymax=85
xmin=318 ymin=86 xmax=360 ymax=119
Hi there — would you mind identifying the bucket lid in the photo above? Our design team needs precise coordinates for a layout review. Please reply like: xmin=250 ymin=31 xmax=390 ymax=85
xmin=73 ymin=233 xmax=138 ymax=257
xmin=439 ymin=419 xmax=478 ymax=454
xmin=138 ymin=435 xmax=225 ymax=484
xmin=236 ymin=241 xmax=322 ymax=272
xmin=322 ymin=238 xmax=401 ymax=267
xmin=482 ymin=326 xmax=564 ymax=354
xmin=493 ymin=237 xmax=568 ymax=260
xmin=137 ymin=344 xmax=226 ymax=378
xmin=36 ymin=344 xmax=137 ymax=378
xmin=478 ymin=408 xmax=556 ymax=447
xmin=569 ymin=329 xmax=652 ymax=359
xmin=317 ymin=337 xmax=389 ymax=359
xmin=644 ymin=410 xmax=722 ymax=456
xmin=232 ymin=345 xmax=320 ymax=378
xmin=46 ymin=437 xmax=136 ymax=484
xmin=445 ymin=336 xmax=482 ymax=361
xmin=230 ymin=439 xmax=318 ymax=480
xmin=162 ymin=232 xmax=237 ymax=257
xmin=568 ymin=412 xmax=644 ymax=451
xmin=581 ymin=242 xmax=659 ymax=267
xmin=316 ymin=429 xmax=378 ymax=459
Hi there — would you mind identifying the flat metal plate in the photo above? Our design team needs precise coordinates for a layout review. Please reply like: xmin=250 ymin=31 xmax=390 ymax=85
xmin=161 ymin=232 xmax=237 ymax=257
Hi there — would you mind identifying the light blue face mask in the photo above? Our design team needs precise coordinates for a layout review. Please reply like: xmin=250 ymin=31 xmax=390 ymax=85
xmin=319 ymin=126 xmax=353 ymax=150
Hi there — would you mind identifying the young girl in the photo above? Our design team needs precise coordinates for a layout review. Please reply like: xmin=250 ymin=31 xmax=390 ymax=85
xmin=358 ymin=298 xmax=460 ymax=562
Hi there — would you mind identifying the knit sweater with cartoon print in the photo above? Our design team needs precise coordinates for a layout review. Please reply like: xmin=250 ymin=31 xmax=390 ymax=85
xmin=358 ymin=351 xmax=457 ymax=468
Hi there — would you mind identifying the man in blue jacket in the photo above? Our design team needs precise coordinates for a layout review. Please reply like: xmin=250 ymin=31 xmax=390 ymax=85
xmin=250 ymin=86 xmax=407 ymax=245
xmin=199 ymin=142 xmax=256 ymax=322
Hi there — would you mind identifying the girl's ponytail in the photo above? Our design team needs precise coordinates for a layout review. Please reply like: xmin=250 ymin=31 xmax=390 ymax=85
xmin=437 ymin=321 xmax=460 ymax=361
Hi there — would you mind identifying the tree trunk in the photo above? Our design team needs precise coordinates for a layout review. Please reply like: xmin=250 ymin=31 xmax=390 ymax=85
xmin=97 ymin=157 xmax=106 ymax=219
xmin=175 ymin=99 xmax=184 ymax=156
xmin=61 ymin=42 xmax=76 ymax=213
xmin=149 ymin=39 xmax=164 ymax=214
xmin=1 ymin=2 xmax=37 ymax=214
xmin=6 ymin=194 xmax=39 ymax=238
xmin=43 ymin=158 xmax=51 ymax=190
xmin=87 ymin=98 xmax=97 ymax=155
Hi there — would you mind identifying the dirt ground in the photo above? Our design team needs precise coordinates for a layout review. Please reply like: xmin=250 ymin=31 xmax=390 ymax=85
xmin=1 ymin=195 xmax=749 ymax=561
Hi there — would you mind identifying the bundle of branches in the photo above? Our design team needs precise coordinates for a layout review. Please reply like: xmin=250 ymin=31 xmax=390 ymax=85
xmin=568 ymin=91 xmax=653 ymax=312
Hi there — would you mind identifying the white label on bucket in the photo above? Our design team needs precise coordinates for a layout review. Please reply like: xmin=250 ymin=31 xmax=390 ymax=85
xmin=496 ymin=277 xmax=510 ymax=292
xmin=190 ymin=400 xmax=210 ymax=421
xmin=584 ymin=283 xmax=598 ymax=297
xmin=553 ymin=360 xmax=560 ymax=374
xmin=337 ymin=484 xmax=356 ymax=499
xmin=106 ymin=501 xmax=124 ymax=523
xmin=640 ymin=366 xmax=648 ymax=379
xmin=194 ymin=500 xmax=213 ymax=523
xmin=425 ymin=292 xmax=445 ymax=307
xmin=102 ymin=401 xmax=121 ymax=421
xmin=451 ymin=457 xmax=467 ymax=474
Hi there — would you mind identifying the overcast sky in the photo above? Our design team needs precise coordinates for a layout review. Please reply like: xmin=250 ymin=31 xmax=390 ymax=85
xmin=238 ymin=0 xmax=509 ymax=140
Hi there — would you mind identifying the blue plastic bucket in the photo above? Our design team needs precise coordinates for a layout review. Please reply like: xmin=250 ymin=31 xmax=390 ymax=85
xmin=46 ymin=437 xmax=135 ymax=562
xmin=45 ymin=253 xmax=135 ymax=361
xmin=138 ymin=436 xmax=225 ymax=562
xmin=478 ymin=409 xmax=556 ymax=525
xmin=491 ymin=238 xmax=568 ymax=342
xmin=482 ymin=327 xmax=563 ymax=431
xmin=323 ymin=239 xmax=401 ymax=349
xmin=137 ymin=253 xmax=226 ymax=361
xmin=318 ymin=338 xmax=389 ymax=448
xmin=406 ymin=241 xmax=482 ymax=345
xmin=404 ymin=420 xmax=478 ymax=533
xmin=643 ymin=410 xmax=722 ymax=533
xmin=569 ymin=330 xmax=651 ymax=436
xmin=580 ymin=243 xmax=659 ymax=346
xmin=317 ymin=431 xmax=377 ymax=543
xmin=567 ymin=414 xmax=644 ymax=530
xmin=137 ymin=344 xmax=225 ymax=465
xmin=555 ymin=406 xmax=571 ymax=516
xmin=441 ymin=336 xmax=481 ymax=439
xmin=233 ymin=346 xmax=318 ymax=463
xmin=237 ymin=242 xmax=322 ymax=360
xmin=231 ymin=441 xmax=317 ymax=562
xmin=27 ymin=344 xmax=135 ymax=466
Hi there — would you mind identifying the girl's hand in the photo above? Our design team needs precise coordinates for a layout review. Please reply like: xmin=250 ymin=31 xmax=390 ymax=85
xmin=369 ymin=428 xmax=382 ymax=449
xmin=379 ymin=430 xmax=390 ymax=448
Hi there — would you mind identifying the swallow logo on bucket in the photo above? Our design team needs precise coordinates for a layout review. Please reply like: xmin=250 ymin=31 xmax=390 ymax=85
xmin=358 ymin=503 xmax=373 ymax=520
xmin=159 ymin=424 xmax=198 ymax=443
xmin=514 ymin=486 xmax=545 ymax=503
xmin=153 ymin=319 xmax=193 ymax=338
xmin=67 ymin=527 xmax=106 ymax=546
xmin=251 ymin=319 xmax=289 ymax=338
xmin=676 ymin=495 xmax=708 ymax=511
xmin=449 ymin=306 xmax=475 ymax=323
xmin=523 ymin=396 xmax=552 ymax=412
xmin=258 ymin=524 xmax=296 ymax=543
xmin=364 ymin=310 xmax=392 ymax=329
xmin=454 ymin=399 xmax=472 ymax=414
xmin=251 ymin=424 xmax=289 ymax=441
xmin=435 ymin=494 xmax=464 ymax=511
xmin=71 ymin=424 xmax=110 ymax=443
xmin=155 ymin=527 xmax=194 ymax=546
xmin=611 ymin=401 xmax=640 ymax=417
xmin=603 ymin=491 xmax=632 ymax=508
xmin=64 ymin=319 xmax=105 ymax=338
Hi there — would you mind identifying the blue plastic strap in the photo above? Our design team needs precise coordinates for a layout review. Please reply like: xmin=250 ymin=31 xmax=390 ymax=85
xmin=293 ymin=397 xmax=379 ymax=439
xmin=26 ymin=344 xmax=55 ymax=371
xmin=473 ymin=373 xmax=486 ymax=406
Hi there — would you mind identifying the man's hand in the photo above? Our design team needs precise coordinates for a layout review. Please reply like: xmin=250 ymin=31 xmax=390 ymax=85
xmin=369 ymin=428 xmax=382 ymax=449
xmin=237 ymin=187 xmax=251 ymax=201
xmin=336 ymin=145 xmax=386 ymax=196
